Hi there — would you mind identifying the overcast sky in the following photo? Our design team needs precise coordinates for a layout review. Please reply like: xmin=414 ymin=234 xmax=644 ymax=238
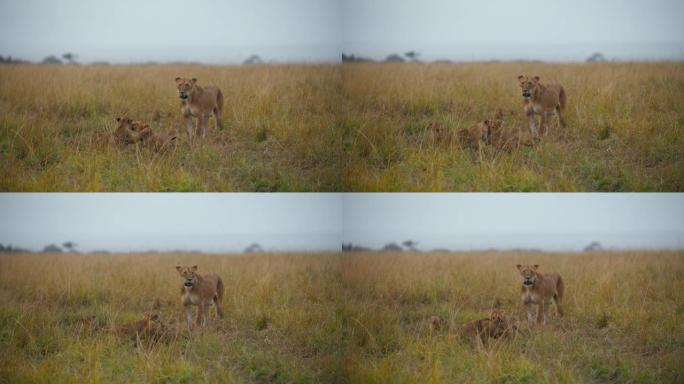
xmin=0 ymin=0 xmax=341 ymax=63
xmin=1 ymin=194 xmax=682 ymax=253
xmin=0 ymin=194 xmax=343 ymax=252
xmin=1 ymin=0 xmax=682 ymax=63
xmin=343 ymin=194 xmax=684 ymax=251
xmin=343 ymin=0 xmax=684 ymax=61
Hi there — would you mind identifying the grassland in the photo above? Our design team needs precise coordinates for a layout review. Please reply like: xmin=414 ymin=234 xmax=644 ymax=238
xmin=339 ymin=251 xmax=684 ymax=383
xmin=2 ymin=251 xmax=682 ymax=383
xmin=0 ymin=64 xmax=341 ymax=191
xmin=342 ymin=62 xmax=684 ymax=191
xmin=0 ymin=252 xmax=343 ymax=383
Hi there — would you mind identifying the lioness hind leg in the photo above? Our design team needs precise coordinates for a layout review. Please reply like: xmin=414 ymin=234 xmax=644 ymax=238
xmin=556 ymin=105 xmax=566 ymax=128
xmin=213 ymin=296 xmax=223 ymax=319
xmin=553 ymin=293 xmax=563 ymax=316
xmin=213 ymin=107 xmax=223 ymax=130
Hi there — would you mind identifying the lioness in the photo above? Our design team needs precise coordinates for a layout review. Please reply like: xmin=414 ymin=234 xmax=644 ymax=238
xmin=517 ymin=75 xmax=566 ymax=135
xmin=175 ymin=77 xmax=224 ymax=138
xmin=176 ymin=265 xmax=224 ymax=326
xmin=517 ymin=264 xmax=564 ymax=325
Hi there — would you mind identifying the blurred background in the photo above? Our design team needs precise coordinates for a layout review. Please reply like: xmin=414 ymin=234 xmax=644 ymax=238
xmin=342 ymin=194 xmax=684 ymax=252
xmin=0 ymin=193 xmax=342 ymax=253
xmin=0 ymin=0 xmax=341 ymax=64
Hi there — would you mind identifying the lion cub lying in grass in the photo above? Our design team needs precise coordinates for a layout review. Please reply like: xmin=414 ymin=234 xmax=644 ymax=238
xmin=115 ymin=311 xmax=168 ymax=346
xmin=459 ymin=308 xmax=516 ymax=345
xmin=113 ymin=116 xmax=178 ymax=152
xmin=458 ymin=119 xmax=538 ymax=152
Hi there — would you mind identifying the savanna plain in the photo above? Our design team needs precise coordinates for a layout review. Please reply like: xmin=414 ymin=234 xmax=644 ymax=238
xmin=342 ymin=62 xmax=684 ymax=191
xmin=1 ymin=251 xmax=682 ymax=383
xmin=0 ymin=64 xmax=341 ymax=191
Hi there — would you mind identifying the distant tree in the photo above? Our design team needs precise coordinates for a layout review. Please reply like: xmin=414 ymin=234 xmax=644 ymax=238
xmin=42 ymin=244 xmax=63 ymax=253
xmin=342 ymin=53 xmax=373 ymax=63
xmin=382 ymin=242 xmax=403 ymax=251
xmin=244 ymin=243 xmax=264 ymax=253
xmin=385 ymin=54 xmax=405 ymax=63
xmin=402 ymin=240 xmax=419 ymax=251
xmin=404 ymin=51 xmax=421 ymax=63
xmin=62 ymin=241 xmax=78 ymax=253
xmin=584 ymin=241 xmax=604 ymax=252
xmin=62 ymin=52 xmax=78 ymax=64
xmin=42 ymin=55 xmax=63 ymax=64
xmin=243 ymin=54 xmax=263 ymax=65
xmin=586 ymin=52 xmax=606 ymax=63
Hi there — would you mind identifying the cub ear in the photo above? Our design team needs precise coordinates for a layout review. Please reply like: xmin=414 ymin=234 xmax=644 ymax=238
xmin=517 ymin=75 xmax=524 ymax=81
xmin=191 ymin=265 xmax=198 ymax=272
xmin=516 ymin=264 xmax=522 ymax=271
xmin=533 ymin=76 xmax=540 ymax=82
xmin=191 ymin=78 xmax=197 ymax=84
xmin=533 ymin=264 xmax=539 ymax=270
xmin=175 ymin=77 xmax=181 ymax=83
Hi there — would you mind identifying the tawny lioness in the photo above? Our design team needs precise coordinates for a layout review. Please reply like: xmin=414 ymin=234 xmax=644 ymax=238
xmin=517 ymin=75 xmax=566 ymax=136
xmin=176 ymin=265 xmax=224 ymax=326
xmin=517 ymin=264 xmax=564 ymax=325
xmin=175 ymin=77 xmax=224 ymax=138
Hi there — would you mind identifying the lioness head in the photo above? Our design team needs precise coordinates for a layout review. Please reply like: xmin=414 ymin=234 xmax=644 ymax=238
xmin=516 ymin=264 xmax=539 ymax=287
xmin=517 ymin=75 xmax=540 ymax=99
xmin=176 ymin=265 xmax=199 ymax=287
xmin=175 ymin=77 xmax=197 ymax=100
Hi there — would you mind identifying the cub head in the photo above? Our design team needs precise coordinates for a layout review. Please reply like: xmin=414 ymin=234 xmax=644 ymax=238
xmin=517 ymin=75 xmax=540 ymax=99
xmin=175 ymin=77 xmax=197 ymax=100
xmin=143 ymin=311 xmax=160 ymax=324
xmin=489 ymin=308 xmax=506 ymax=323
xmin=130 ymin=121 xmax=150 ymax=132
xmin=176 ymin=265 xmax=199 ymax=287
xmin=516 ymin=264 xmax=539 ymax=287
xmin=114 ymin=116 xmax=136 ymax=144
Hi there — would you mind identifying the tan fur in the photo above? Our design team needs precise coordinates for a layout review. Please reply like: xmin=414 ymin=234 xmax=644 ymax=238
xmin=176 ymin=265 xmax=224 ymax=327
xmin=517 ymin=75 xmax=567 ymax=136
xmin=175 ymin=77 xmax=224 ymax=138
xmin=460 ymin=309 xmax=510 ymax=345
xmin=113 ymin=117 xmax=177 ymax=152
xmin=116 ymin=312 xmax=164 ymax=346
xmin=457 ymin=122 xmax=489 ymax=150
xmin=484 ymin=119 xmax=538 ymax=151
xmin=517 ymin=264 xmax=565 ymax=326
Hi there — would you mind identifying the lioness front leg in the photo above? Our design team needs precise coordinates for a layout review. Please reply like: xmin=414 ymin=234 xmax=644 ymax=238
xmin=184 ymin=304 xmax=194 ymax=327
xmin=526 ymin=304 xmax=535 ymax=326
xmin=184 ymin=114 xmax=194 ymax=139
xmin=526 ymin=108 xmax=538 ymax=136
xmin=536 ymin=302 xmax=546 ymax=325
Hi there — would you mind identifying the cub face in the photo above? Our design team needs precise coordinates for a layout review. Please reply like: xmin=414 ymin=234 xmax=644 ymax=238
xmin=114 ymin=116 xmax=137 ymax=144
xmin=175 ymin=77 xmax=197 ymax=100
xmin=176 ymin=265 xmax=199 ymax=287
xmin=489 ymin=308 xmax=506 ymax=323
xmin=516 ymin=264 xmax=539 ymax=287
xmin=517 ymin=75 xmax=540 ymax=99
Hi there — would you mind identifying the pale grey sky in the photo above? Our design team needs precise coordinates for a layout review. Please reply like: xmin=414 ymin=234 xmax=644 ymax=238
xmin=343 ymin=194 xmax=684 ymax=251
xmin=343 ymin=0 xmax=684 ymax=61
xmin=0 ymin=193 xmax=343 ymax=252
xmin=0 ymin=0 xmax=341 ymax=63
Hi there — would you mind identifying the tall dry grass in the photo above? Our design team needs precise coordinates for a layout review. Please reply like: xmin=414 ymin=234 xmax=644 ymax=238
xmin=0 ymin=64 xmax=342 ymax=191
xmin=342 ymin=62 xmax=684 ymax=191
xmin=0 ymin=252 xmax=343 ymax=382
xmin=1 ymin=251 xmax=682 ymax=382
xmin=339 ymin=251 xmax=684 ymax=383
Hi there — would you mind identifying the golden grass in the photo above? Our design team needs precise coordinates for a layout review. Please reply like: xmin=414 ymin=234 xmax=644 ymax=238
xmin=339 ymin=251 xmax=684 ymax=383
xmin=0 ymin=64 xmax=342 ymax=191
xmin=0 ymin=252 xmax=343 ymax=382
xmin=2 ymin=251 xmax=682 ymax=382
xmin=342 ymin=62 xmax=684 ymax=191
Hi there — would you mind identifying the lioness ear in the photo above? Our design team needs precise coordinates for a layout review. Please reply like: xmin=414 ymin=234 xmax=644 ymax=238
xmin=517 ymin=75 xmax=524 ymax=81
xmin=191 ymin=78 xmax=197 ymax=84
xmin=533 ymin=76 xmax=540 ymax=82
xmin=191 ymin=265 xmax=198 ymax=272
xmin=175 ymin=77 xmax=181 ymax=83
xmin=116 ymin=117 xmax=121 ymax=122
xmin=175 ymin=266 xmax=182 ymax=272
xmin=533 ymin=264 xmax=539 ymax=270
xmin=516 ymin=264 xmax=522 ymax=270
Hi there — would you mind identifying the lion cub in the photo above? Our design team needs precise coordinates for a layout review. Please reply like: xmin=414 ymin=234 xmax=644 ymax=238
xmin=517 ymin=264 xmax=564 ymax=326
xmin=460 ymin=308 xmax=510 ymax=344
xmin=517 ymin=75 xmax=566 ymax=136
xmin=116 ymin=312 xmax=164 ymax=346
xmin=175 ymin=77 xmax=224 ymax=138
xmin=113 ymin=117 xmax=177 ymax=151
xmin=176 ymin=265 xmax=224 ymax=327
